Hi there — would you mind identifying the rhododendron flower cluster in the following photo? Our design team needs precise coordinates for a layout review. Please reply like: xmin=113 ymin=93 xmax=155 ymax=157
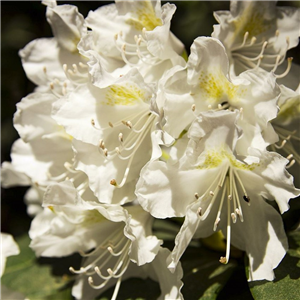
xmin=2 ymin=1 xmax=299 ymax=299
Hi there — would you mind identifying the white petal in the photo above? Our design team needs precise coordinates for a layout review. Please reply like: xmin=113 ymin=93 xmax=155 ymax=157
xmin=1 ymin=233 xmax=20 ymax=277
xmin=230 ymin=196 xmax=288 ymax=281
xmin=13 ymin=92 xmax=57 ymax=142
xmin=45 ymin=3 xmax=84 ymax=52
xmin=149 ymin=248 xmax=184 ymax=300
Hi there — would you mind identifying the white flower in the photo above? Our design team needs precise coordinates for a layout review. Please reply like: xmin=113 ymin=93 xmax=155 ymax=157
xmin=136 ymin=110 xmax=299 ymax=280
xmin=52 ymin=67 xmax=173 ymax=204
xmin=270 ymin=84 xmax=300 ymax=184
xmin=28 ymin=180 xmax=180 ymax=299
xmin=212 ymin=1 xmax=300 ymax=78
xmin=162 ymin=37 xmax=280 ymax=154
xmin=19 ymin=0 xmax=88 ymax=90
xmin=80 ymin=0 xmax=185 ymax=87
xmin=1 ymin=233 xmax=20 ymax=277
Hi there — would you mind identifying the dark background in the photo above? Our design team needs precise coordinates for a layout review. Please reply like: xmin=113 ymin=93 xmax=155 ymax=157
xmin=1 ymin=1 xmax=299 ymax=237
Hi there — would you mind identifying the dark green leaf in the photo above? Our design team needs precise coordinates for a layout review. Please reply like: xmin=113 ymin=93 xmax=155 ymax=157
xmin=249 ymin=230 xmax=300 ymax=300
xmin=1 ymin=234 xmax=72 ymax=300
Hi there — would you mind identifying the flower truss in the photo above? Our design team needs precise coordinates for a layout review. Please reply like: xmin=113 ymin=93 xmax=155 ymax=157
xmin=1 ymin=1 xmax=300 ymax=299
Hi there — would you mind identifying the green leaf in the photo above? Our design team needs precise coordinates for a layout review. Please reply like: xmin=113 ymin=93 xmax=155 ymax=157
xmin=1 ymin=234 xmax=73 ymax=300
xmin=180 ymin=244 xmax=238 ymax=300
xmin=249 ymin=230 xmax=300 ymax=300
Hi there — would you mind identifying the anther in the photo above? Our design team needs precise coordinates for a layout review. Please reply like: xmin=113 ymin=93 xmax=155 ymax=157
xmin=115 ymin=147 xmax=121 ymax=154
xmin=209 ymin=191 xmax=215 ymax=196
xmin=126 ymin=121 xmax=132 ymax=129
xmin=108 ymin=122 xmax=114 ymax=128
xmin=69 ymin=266 xmax=75 ymax=273
xmin=235 ymin=208 xmax=243 ymax=221
xmin=250 ymin=36 xmax=257 ymax=46
xmin=286 ymin=154 xmax=293 ymax=160
xmin=99 ymin=139 xmax=104 ymax=149
xmin=219 ymin=257 xmax=227 ymax=264
xmin=228 ymin=195 xmax=232 ymax=200
xmin=241 ymin=31 xmax=249 ymax=47
xmin=118 ymin=133 xmax=123 ymax=143
xmin=43 ymin=66 xmax=47 ymax=73
xmin=72 ymin=64 xmax=78 ymax=73
xmin=191 ymin=104 xmax=196 ymax=112
xmin=286 ymin=159 xmax=295 ymax=169
xmin=63 ymin=64 xmax=67 ymax=72
xmin=275 ymin=30 xmax=280 ymax=37
xmin=107 ymin=268 xmax=114 ymax=276
xmin=110 ymin=179 xmax=117 ymax=186
xmin=231 ymin=213 xmax=237 ymax=223
xmin=79 ymin=62 xmax=88 ymax=69
xmin=103 ymin=148 xmax=108 ymax=157
xmin=243 ymin=195 xmax=250 ymax=203
xmin=275 ymin=139 xmax=287 ymax=149
xmin=91 ymin=119 xmax=95 ymax=126
xmin=213 ymin=217 xmax=220 ymax=231
xmin=107 ymin=246 xmax=113 ymax=253
xmin=50 ymin=82 xmax=54 ymax=89
xmin=114 ymin=33 xmax=118 ymax=40
xmin=195 ymin=193 xmax=199 ymax=199
xmin=197 ymin=207 xmax=202 ymax=216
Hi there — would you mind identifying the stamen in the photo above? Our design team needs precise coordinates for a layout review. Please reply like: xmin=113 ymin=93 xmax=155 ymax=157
xmin=213 ymin=218 xmax=220 ymax=231
xmin=231 ymin=213 xmax=237 ymax=223
xmin=219 ymin=257 xmax=227 ymax=264
xmin=235 ymin=208 xmax=244 ymax=222
xmin=220 ymin=182 xmax=232 ymax=265
xmin=271 ymin=55 xmax=281 ymax=72
xmin=111 ymin=277 xmax=122 ymax=300
xmin=274 ymin=139 xmax=287 ymax=149
xmin=197 ymin=207 xmax=202 ymax=216
xmin=99 ymin=139 xmax=105 ymax=149
xmin=275 ymin=57 xmax=293 ymax=78
xmin=241 ymin=32 xmax=249 ymax=48
xmin=243 ymin=195 xmax=250 ymax=203
xmin=110 ymin=179 xmax=117 ymax=186
xmin=286 ymin=159 xmax=295 ymax=169
xmin=250 ymin=36 xmax=257 ymax=46
xmin=195 ymin=193 xmax=199 ymax=199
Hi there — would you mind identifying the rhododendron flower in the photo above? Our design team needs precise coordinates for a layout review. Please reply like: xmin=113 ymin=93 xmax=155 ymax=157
xmin=136 ymin=110 xmax=299 ymax=280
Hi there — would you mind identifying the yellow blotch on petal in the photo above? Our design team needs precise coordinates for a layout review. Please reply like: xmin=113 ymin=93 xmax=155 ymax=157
xmin=197 ymin=148 xmax=258 ymax=171
xmin=232 ymin=4 xmax=272 ymax=39
xmin=126 ymin=1 xmax=162 ymax=31
xmin=82 ymin=210 xmax=106 ymax=227
xmin=199 ymin=70 xmax=240 ymax=105
xmin=104 ymin=83 xmax=146 ymax=106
